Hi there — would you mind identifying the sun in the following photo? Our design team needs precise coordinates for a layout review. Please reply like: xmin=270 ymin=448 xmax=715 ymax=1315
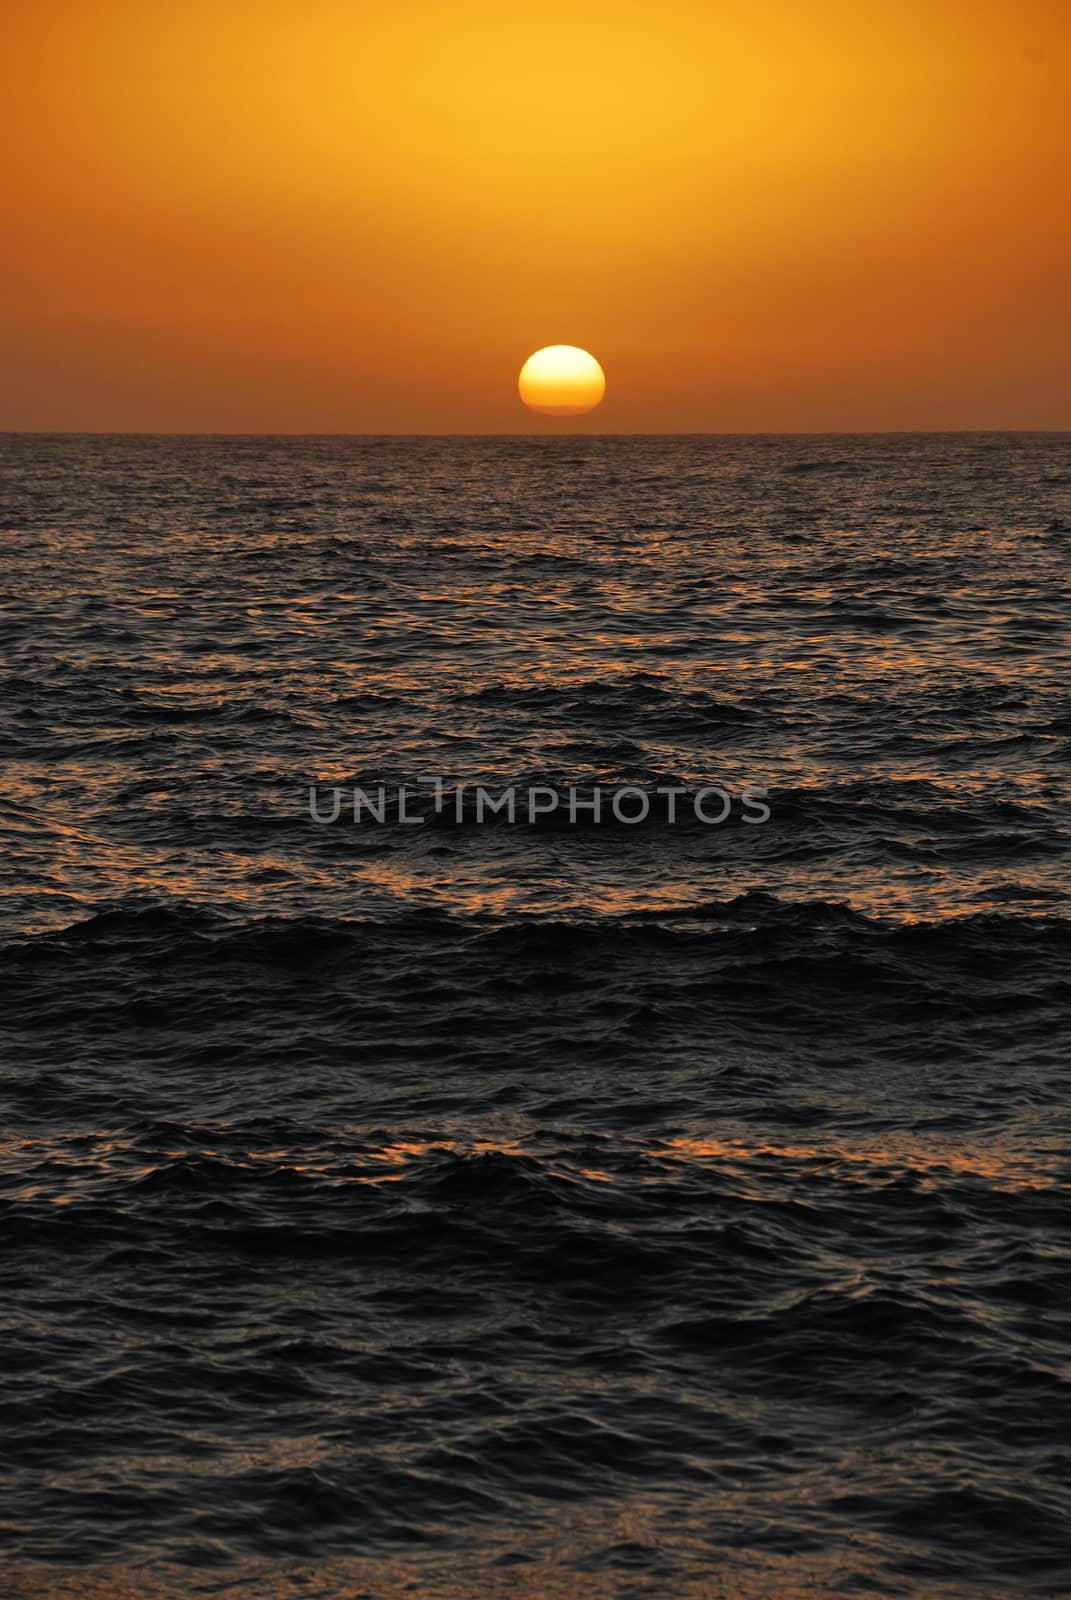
xmin=518 ymin=345 xmax=606 ymax=417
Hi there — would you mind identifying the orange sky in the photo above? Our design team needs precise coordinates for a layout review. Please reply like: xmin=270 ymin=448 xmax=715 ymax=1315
xmin=4 ymin=0 xmax=1069 ymax=432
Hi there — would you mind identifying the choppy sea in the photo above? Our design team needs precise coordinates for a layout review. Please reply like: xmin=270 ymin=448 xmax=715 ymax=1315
xmin=2 ymin=433 xmax=1070 ymax=1598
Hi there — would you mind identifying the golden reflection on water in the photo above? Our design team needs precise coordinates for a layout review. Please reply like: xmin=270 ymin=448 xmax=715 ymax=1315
xmin=663 ymin=1135 xmax=1067 ymax=1195
xmin=6 ymin=734 xmax=1064 ymax=933
xmin=0 ymin=1542 xmax=1000 ymax=1600
xmin=2 ymin=1128 xmax=1064 ymax=1204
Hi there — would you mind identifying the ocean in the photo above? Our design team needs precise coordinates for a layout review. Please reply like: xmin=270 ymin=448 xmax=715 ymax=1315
xmin=2 ymin=432 xmax=1069 ymax=1598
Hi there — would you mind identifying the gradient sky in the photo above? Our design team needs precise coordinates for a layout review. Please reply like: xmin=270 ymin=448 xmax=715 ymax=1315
xmin=4 ymin=0 xmax=1069 ymax=432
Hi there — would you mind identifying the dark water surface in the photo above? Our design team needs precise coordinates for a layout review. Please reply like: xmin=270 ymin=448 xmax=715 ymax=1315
xmin=2 ymin=434 xmax=1070 ymax=1599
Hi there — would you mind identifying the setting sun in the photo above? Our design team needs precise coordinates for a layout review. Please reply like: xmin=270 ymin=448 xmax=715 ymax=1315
xmin=518 ymin=345 xmax=606 ymax=417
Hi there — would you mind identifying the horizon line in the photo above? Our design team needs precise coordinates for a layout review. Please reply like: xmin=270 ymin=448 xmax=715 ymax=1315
xmin=2 ymin=428 xmax=1069 ymax=440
